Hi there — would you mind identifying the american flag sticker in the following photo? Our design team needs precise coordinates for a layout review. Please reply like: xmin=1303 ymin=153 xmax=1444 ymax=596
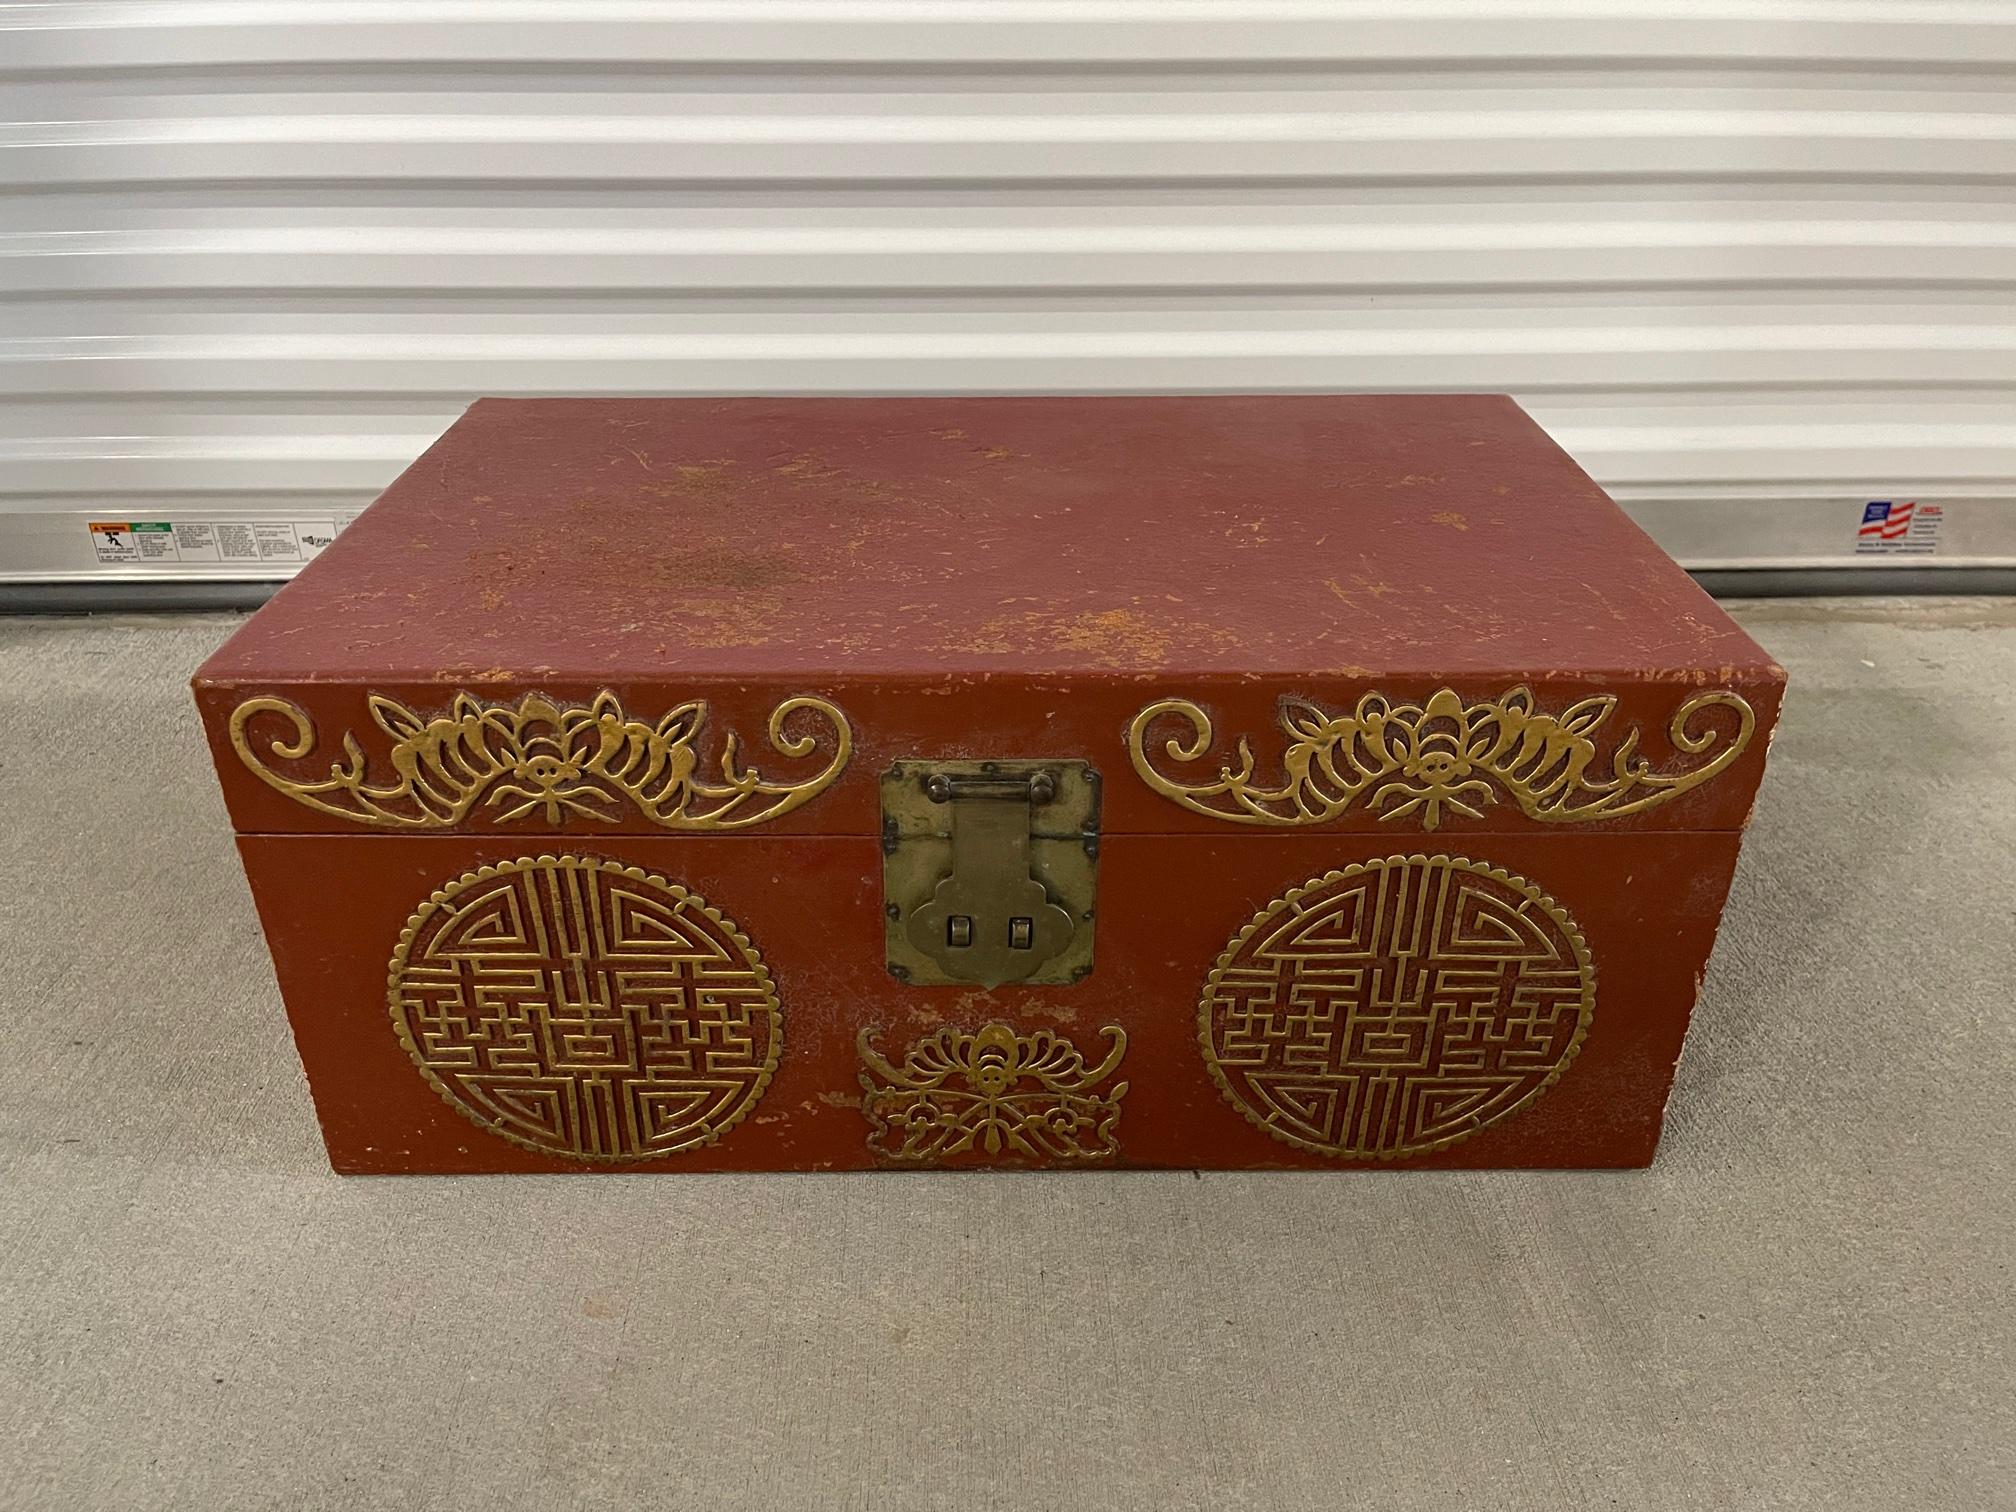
xmin=1856 ymin=500 xmax=1943 ymax=555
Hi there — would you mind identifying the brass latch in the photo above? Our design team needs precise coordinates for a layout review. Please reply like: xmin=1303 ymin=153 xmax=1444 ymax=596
xmin=881 ymin=760 xmax=1099 ymax=988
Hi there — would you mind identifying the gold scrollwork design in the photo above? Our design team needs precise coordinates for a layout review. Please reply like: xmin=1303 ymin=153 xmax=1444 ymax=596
xmin=857 ymin=1021 xmax=1129 ymax=1163
xmin=1128 ymin=685 xmax=1754 ymax=830
xmin=229 ymin=689 xmax=851 ymax=830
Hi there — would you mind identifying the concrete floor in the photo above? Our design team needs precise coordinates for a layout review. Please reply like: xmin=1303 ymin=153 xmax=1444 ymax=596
xmin=0 ymin=600 xmax=2010 ymax=1512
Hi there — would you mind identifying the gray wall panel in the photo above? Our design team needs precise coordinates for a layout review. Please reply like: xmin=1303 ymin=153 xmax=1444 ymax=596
xmin=3 ymin=1 xmax=2012 ymax=587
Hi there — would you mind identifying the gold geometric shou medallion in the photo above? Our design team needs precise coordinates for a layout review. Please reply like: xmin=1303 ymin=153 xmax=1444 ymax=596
xmin=1200 ymin=856 xmax=1594 ymax=1160
xmin=1128 ymin=686 xmax=1754 ymax=830
xmin=229 ymin=690 xmax=851 ymax=830
xmin=857 ymin=1021 xmax=1129 ymax=1163
xmin=388 ymin=856 xmax=781 ymax=1161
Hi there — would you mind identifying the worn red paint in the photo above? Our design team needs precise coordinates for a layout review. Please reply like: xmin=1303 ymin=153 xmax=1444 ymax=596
xmin=195 ymin=396 xmax=1783 ymax=1173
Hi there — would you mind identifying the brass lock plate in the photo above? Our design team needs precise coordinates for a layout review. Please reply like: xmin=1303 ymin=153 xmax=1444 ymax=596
xmin=881 ymin=759 xmax=1099 ymax=988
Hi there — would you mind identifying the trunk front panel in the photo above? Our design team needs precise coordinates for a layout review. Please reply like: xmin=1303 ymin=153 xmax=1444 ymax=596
xmin=239 ymin=829 xmax=1743 ymax=1173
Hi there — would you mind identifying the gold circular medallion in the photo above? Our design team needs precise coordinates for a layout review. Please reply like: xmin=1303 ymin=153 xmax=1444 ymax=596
xmin=1200 ymin=854 xmax=1594 ymax=1159
xmin=388 ymin=855 xmax=781 ymax=1161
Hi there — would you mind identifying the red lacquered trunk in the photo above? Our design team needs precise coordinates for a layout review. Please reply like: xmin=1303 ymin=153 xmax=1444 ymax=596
xmin=194 ymin=395 xmax=1782 ymax=1173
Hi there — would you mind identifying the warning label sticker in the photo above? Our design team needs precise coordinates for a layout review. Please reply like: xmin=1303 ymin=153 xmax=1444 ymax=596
xmin=87 ymin=522 xmax=141 ymax=563
xmin=86 ymin=518 xmax=346 ymax=568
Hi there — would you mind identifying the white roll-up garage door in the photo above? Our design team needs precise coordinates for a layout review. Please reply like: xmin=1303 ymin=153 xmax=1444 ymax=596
xmin=4 ymin=1 xmax=2013 ymax=598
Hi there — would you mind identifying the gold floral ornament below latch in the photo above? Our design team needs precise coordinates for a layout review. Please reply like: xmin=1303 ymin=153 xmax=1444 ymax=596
xmin=857 ymin=1022 xmax=1129 ymax=1162
xmin=1128 ymin=685 xmax=1755 ymax=830
xmin=227 ymin=689 xmax=851 ymax=830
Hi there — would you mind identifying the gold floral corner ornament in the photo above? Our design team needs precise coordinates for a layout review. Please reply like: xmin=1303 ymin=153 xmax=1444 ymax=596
xmin=228 ymin=689 xmax=850 ymax=830
xmin=1127 ymin=685 xmax=1754 ymax=830
xmin=857 ymin=1022 xmax=1129 ymax=1163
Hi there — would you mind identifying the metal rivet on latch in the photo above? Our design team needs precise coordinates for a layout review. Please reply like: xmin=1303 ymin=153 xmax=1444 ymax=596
xmin=1008 ymin=917 xmax=1034 ymax=950
xmin=948 ymin=916 xmax=974 ymax=948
